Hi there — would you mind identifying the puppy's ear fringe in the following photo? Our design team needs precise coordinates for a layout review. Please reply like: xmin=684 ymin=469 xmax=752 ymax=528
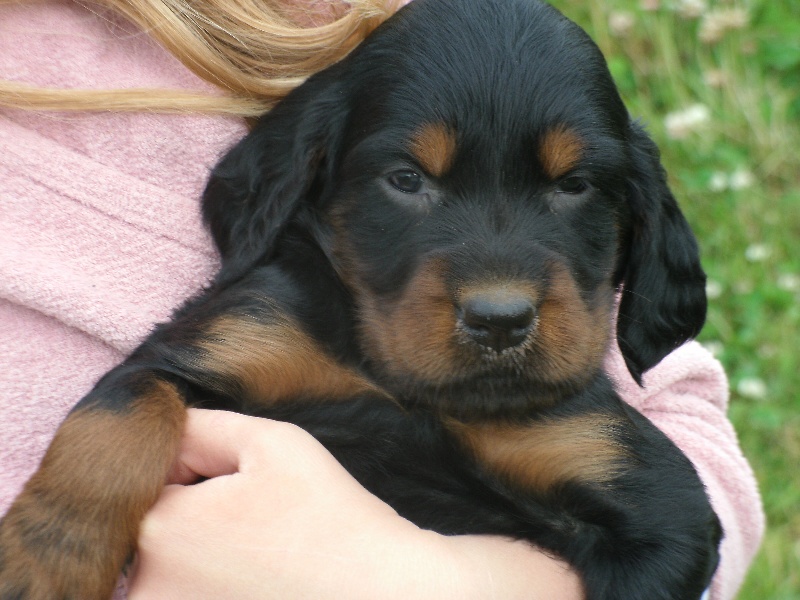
xmin=202 ymin=72 xmax=346 ymax=287
xmin=617 ymin=122 xmax=707 ymax=385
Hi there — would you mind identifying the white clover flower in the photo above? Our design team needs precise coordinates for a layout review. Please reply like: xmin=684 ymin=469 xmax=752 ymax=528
xmin=744 ymin=243 xmax=772 ymax=262
xmin=708 ymin=167 xmax=755 ymax=191
xmin=777 ymin=273 xmax=800 ymax=293
xmin=724 ymin=7 xmax=750 ymax=29
xmin=736 ymin=377 xmax=767 ymax=400
xmin=699 ymin=19 xmax=725 ymax=44
xmin=729 ymin=168 xmax=755 ymax=190
xmin=609 ymin=11 xmax=636 ymax=37
xmin=705 ymin=279 xmax=724 ymax=299
xmin=709 ymin=171 xmax=728 ymax=192
xmin=664 ymin=104 xmax=711 ymax=139
xmin=703 ymin=69 xmax=730 ymax=89
xmin=676 ymin=0 xmax=708 ymax=19
xmin=699 ymin=8 xmax=750 ymax=44
xmin=640 ymin=0 xmax=660 ymax=11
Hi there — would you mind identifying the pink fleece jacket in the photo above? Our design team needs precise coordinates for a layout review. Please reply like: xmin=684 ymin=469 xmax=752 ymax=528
xmin=0 ymin=2 xmax=763 ymax=599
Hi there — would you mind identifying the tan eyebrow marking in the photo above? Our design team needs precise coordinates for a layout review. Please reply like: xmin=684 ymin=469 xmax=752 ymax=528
xmin=409 ymin=123 xmax=457 ymax=177
xmin=539 ymin=125 xmax=585 ymax=180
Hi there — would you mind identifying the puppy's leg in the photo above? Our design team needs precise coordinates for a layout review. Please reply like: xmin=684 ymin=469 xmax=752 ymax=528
xmin=0 ymin=268 xmax=370 ymax=599
xmin=0 ymin=374 xmax=186 ymax=600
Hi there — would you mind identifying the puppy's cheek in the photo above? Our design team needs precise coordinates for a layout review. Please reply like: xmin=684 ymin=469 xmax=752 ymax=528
xmin=359 ymin=258 xmax=463 ymax=383
xmin=534 ymin=271 xmax=613 ymax=383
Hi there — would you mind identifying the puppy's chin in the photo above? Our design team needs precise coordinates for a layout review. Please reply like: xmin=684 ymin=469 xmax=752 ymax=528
xmin=380 ymin=367 xmax=598 ymax=421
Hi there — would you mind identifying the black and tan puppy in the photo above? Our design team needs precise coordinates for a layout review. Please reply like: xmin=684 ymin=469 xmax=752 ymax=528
xmin=0 ymin=0 xmax=722 ymax=598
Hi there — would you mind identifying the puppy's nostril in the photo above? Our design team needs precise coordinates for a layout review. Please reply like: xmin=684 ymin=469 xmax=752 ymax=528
xmin=461 ymin=297 xmax=535 ymax=352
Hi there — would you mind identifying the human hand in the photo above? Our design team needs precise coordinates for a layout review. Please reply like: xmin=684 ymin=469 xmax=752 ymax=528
xmin=127 ymin=409 xmax=584 ymax=600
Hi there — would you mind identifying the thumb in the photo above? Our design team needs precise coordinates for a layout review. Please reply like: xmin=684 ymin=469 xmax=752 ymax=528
xmin=166 ymin=409 xmax=262 ymax=484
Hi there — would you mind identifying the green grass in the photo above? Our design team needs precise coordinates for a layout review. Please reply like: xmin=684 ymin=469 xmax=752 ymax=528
xmin=548 ymin=1 xmax=800 ymax=597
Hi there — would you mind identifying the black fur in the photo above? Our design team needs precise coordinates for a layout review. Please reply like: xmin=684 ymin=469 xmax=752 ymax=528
xmin=203 ymin=0 xmax=719 ymax=595
xmin=0 ymin=1 xmax=720 ymax=599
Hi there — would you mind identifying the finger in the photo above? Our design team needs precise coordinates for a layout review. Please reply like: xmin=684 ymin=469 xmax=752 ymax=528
xmin=166 ymin=409 xmax=265 ymax=482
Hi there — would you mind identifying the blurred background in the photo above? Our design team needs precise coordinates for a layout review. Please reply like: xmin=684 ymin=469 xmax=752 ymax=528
xmin=548 ymin=1 xmax=799 ymax=597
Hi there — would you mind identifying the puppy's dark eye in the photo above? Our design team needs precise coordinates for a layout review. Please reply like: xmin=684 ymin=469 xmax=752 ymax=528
xmin=388 ymin=169 xmax=424 ymax=194
xmin=555 ymin=176 xmax=589 ymax=194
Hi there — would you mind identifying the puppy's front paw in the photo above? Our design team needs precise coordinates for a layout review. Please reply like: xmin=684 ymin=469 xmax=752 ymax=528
xmin=0 ymin=484 xmax=131 ymax=600
xmin=0 ymin=390 xmax=187 ymax=599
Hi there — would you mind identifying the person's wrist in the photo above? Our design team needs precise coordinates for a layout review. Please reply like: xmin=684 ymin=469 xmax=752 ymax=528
xmin=354 ymin=519 xmax=474 ymax=599
xmin=443 ymin=534 xmax=586 ymax=600
xmin=362 ymin=523 xmax=586 ymax=600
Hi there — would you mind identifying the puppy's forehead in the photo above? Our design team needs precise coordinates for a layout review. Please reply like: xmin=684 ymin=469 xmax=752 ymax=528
xmin=352 ymin=0 xmax=628 ymax=139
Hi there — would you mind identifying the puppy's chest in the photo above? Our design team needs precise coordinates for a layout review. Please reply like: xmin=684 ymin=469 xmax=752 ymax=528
xmin=444 ymin=404 xmax=631 ymax=496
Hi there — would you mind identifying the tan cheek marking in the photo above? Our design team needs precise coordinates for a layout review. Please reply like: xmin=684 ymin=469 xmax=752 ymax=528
xmin=327 ymin=206 xmax=363 ymax=295
xmin=410 ymin=123 xmax=457 ymax=177
xmin=0 ymin=380 xmax=186 ymax=599
xmin=198 ymin=314 xmax=382 ymax=404
xmin=328 ymin=207 xmax=459 ymax=382
xmin=359 ymin=258 xmax=461 ymax=383
xmin=448 ymin=414 xmax=629 ymax=493
xmin=539 ymin=126 xmax=585 ymax=180
xmin=535 ymin=269 xmax=612 ymax=383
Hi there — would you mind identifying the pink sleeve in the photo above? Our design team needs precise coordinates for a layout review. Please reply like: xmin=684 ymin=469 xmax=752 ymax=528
xmin=0 ymin=0 xmax=242 ymax=508
xmin=0 ymin=4 xmax=245 ymax=597
xmin=605 ymin=341 xmax=765 ymax=600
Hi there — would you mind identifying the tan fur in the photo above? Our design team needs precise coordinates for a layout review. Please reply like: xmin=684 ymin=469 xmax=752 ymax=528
xmin=358 ymin=258 xmax=612 ymax=388
xmin=533 ymin=268 xmax=612 ymax=383
xmin=0 ymin=380 xmax=186 ymax=599
xmin=359 ymin=258 xmax=460 ymax=382
xmin=448 ymin=413 xmax=629 ymax=492
xmin=198 ymin=313 xmax=382 ymax=403
xmin=327 ymin=208 xmax=365 ymax=294
xmin=410 ymin=123 xmax=457 ymax=177
xmin=539 ymin=125 xmax=585 ymax=180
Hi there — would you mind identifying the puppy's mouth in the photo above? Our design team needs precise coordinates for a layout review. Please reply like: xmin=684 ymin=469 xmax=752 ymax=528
xmin=381 ymin=364 xmax=581 ymax=420
xmin=365 ymin=311 xmax=604 ymax=419
xmin=371 ymin=301 xmax=608 ymax=418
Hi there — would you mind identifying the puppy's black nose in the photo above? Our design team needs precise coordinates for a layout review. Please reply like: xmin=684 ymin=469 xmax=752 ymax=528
xmin=460 ymin=295 xmax=536 ymax=352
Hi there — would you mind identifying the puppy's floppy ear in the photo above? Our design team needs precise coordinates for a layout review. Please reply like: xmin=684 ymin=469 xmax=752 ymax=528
xmin=202 ymin=70 xmax=347 ymax=285
xmin=616 ymin=122 xmax=707 ymax=384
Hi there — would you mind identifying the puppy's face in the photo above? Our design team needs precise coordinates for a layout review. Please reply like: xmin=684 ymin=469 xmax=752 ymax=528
xmin=325 ymin=1 xmax=635 ymax=418
xmin=205 ymin=0 xmax=706 ymax=420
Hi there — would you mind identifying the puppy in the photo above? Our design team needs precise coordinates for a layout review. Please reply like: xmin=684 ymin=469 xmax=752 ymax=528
xmin=0 ymin=0 xmax=722 ymax=598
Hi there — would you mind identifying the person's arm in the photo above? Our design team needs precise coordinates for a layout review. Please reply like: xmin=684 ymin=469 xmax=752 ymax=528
xmin=128 ymin=409 xmax=585 ymax=600
xmin=605 ymin=340 xmax=765 ymax=600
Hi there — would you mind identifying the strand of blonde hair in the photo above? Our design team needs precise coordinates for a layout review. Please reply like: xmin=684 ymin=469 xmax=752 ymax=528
xmin=0 ymin=0 xmax=400 ymax=117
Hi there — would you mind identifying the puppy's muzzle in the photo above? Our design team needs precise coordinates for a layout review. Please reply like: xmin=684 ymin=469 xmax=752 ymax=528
xmin=458 ymin=293 xmax=536 ymax=353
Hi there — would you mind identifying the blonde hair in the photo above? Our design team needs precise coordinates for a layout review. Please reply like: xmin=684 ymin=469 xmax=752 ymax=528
xmin=0 ymin=0 xmax=401 ymax=117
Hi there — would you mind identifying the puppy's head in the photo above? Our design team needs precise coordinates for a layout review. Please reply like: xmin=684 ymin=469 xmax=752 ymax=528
xmin=204 ymin=0 xmax=706 ymax=419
